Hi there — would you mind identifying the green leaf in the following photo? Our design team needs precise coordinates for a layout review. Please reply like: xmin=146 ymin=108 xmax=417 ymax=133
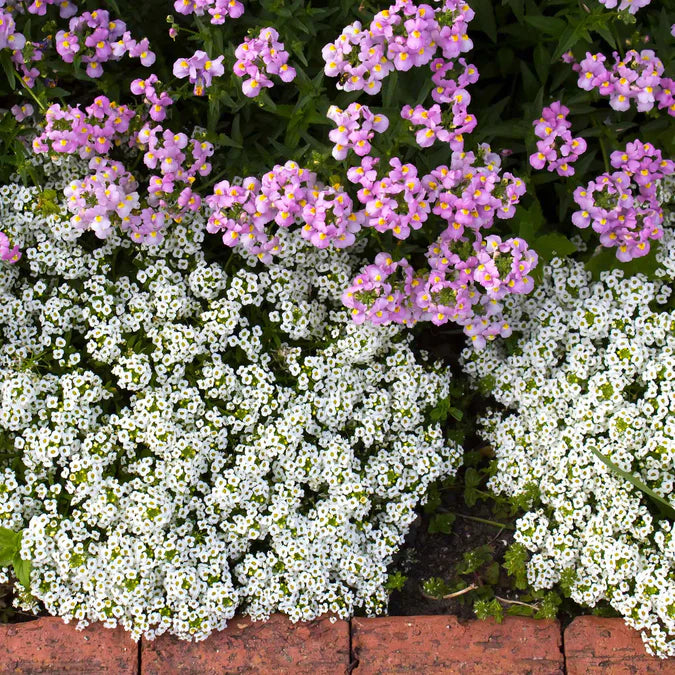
xmin=12 ymin=556 xmax=31 ymax=591
xmin=0 ymin=546 xmax=14 ymax=567
xmin=475 ymin=597 xmax=504 ymax=622
xmin=504 ymin=543 xmax=529 ymax=590
xmin=428 ymin=512 xmax=456 ymax=535
xmin=457 ymin=545 xmax=492 ymax=575
xmin=483 ymin=561 xmax=501 ymax=586
xmin=515 ymin=200 xmax=545 ymax=241
xmin=423 ymin=483 xmax=442 ymax=514
xmin=532 ymin=233 xmax=577 ymax=262
xmin=422 ymin=576 xmax=451 ymax=598
xmin=0 ymin=52 xmax=16 ymax=89
xmin=505 ymin=604 xmax=535 ymax=617
xmin=383 ymin=71 xmax=399 ymax=109
xmin=533 ymin=43 xmax=550 ymax=84
xmin=523 ymin=15 xmax=566 ymax=35
xmin=554 ymin=23 xmax=588 ymax=59
xmin=595 ymin=25 xmax=617 ymax=50
xmin=0 ymin=527 xmax=19 ymax=549
xmin=385 ymin=571 xmax=407 ymax=592
xmin=502 ymin=0 xmax=525 ymax=22
xmin=589 ymin=446 xmax=675 ymax=520
xmin=519 ymin=61 xmax=539 ymax=99
xmin=448 ymin=406 xmax=463 ymax=421
xmin=473 ymin=0 xmax=498 ymax=42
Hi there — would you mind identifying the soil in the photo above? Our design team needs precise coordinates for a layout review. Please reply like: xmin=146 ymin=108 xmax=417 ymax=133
xmin=387 ymin=492 xmax=515 ymax=618
xmin=386 ymin=323 xmax=522 ymax=619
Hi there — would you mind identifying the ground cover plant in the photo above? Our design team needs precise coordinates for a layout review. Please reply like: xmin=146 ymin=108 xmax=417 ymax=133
xmin=462 ymin=180 xmax=675 ymax=657
xmin=0 ymin=0 xmax=672 ymax=657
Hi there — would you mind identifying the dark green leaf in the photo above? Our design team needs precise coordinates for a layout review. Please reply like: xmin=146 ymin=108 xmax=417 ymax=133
xmin=532 ymin=233 xmax=577 ymax=261
xmin=533 ymin=43 xmax=550 ymax=83
xmin=428 ymin=512 xmax=456 ymax=535
xmin=473 ymin=0 xmax=498 ymax=42
xmin=523 ymin=15 xmax=566 ymax=35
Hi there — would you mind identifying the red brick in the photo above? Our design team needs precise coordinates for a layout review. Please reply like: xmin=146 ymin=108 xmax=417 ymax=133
xmin=141 ymin=614 xmax=349 ymax=674
xmin=351 ymin=615 xmax=563 ymax=674
xmin=565 ymin=616 xmax=675 ymax=674
xmin=0 ymin=617 xmax=137 ymax=673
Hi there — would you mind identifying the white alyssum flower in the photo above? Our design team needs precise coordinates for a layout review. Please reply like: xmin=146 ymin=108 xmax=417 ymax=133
xmin=0 ymin=165 xmax=461 ymax=642
xmin=461 ymin=180 xmax=675 ymax=658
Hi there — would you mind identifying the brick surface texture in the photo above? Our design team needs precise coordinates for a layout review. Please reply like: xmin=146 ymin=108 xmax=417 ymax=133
xmin=351 ymin=615 xmax=564 ymax=674
xmin=3 ymin=613 xmax=675 ymax=673
xmin=565 ymin=616 xmax=675 ymax=674
xmin=141 ymin=614 xmax=349 ymax=674
xmin=0 ymin=617 xmax=137 ymax=674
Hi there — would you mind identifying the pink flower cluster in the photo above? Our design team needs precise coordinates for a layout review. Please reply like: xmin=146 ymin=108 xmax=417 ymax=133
xmin=55 ymin=9 xmax=155 ymax=78
xmin=327 ymin=103 xmax=389 ymax=160
xmin=421 ymin=233 xmax=537 ymax=346
xmin=32 ymin=96 xmax=135 ymax=159
xmin=233 ymin=27 xmax=296 ymax=98
xmin=64 ymin=158 xmax=144 ymax=240
xmin=130 ymin=75 xmax=174 ymax=122
xmin=173 ymin=51 xmax=225 ymax=96
xmin=425 ymin=145 xmax=527 ymax=232
xmin=341 ymin=232 xmax=538 ymax=347
xmin=430 ymin=56 xmax=479 ymax=104
xmin=529 ymin=101 xmax=587 ymax=177
xmin=348 ymin=156 xmax=432 ymax=240
xmin=342 ymin=145 xmax=533 ymax=345
xmin=322 ymin=0 xmax=474 ymax=95
xmin=137 ymin=123 xmax=214 ymax=213
xmin=572 ymin=140 xmax=674 ymax=261
xmin=205 ymin=162 xmax=363 ymax=261
xmin=0 ymin=9 xmax=46 ymax=87
xmin=342 ymin=254 xmax=419 ymax=325
xmin=63 ymin=123 xmax=214 ymax=244
xmin=401 ymin=99 xmax=476 ymax=150
xmin=597 ymin=0 xmax=651 ymax=14
xmin=0 ymin=231 xmax=21 ymax=263
xmin=576 ymin=49 xmax=674 ymax=116
xmin=173 ymin=0 xmax=244 ymax=25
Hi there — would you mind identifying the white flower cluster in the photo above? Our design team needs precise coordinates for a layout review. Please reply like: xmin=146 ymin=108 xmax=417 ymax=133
xmin=0 ymin=165 xmax=461 ymax=641
xmin=462 ymin=184 xmax=675 ymax=657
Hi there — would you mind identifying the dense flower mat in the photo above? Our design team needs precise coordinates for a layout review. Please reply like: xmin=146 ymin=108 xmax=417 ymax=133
xmin=0 ymin=0 xmax=672 ymax=658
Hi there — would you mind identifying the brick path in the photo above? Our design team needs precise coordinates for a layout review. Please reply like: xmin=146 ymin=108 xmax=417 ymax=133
xmin=1 ymin=614 xmax=673 ymax=673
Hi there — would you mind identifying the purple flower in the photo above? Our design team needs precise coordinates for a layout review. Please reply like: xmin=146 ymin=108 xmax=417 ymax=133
xmin=327 ymin=103 xmax=389 ymax=160
xmin=572 ymin=141 xmax=674 ymax=261
xmin=234 ymin=27 xmax=296 ymax=97
xmin=0 ymin=231 xmax=21 ymax=263
xmin=10 ymin=102 xmax=34 ymax=121
xmin=174 ymin=50 xmax=225 ymax=95
xmin=173 ymin=0 xmax=244 ymax=25
xmin=529 ymin=101 xmax=586 ymax=176
xmin=576 ymin=49 xmax=672 ymax=116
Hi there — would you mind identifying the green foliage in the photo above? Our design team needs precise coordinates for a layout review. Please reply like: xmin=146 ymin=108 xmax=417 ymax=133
xmin=385 ymin=571 xmax=408 ymax=592
xmin=456 ymin=545 xmax=493 ymax=575
xmin=503 ymin=543 xmax=530 ymax=590
xmin=0 ymin=528 xmax=31 ymax=592
xmin=474 ymin=597 xmax=504 ymax=622
xmin=427 ymin=512 xmax=456 ymax=535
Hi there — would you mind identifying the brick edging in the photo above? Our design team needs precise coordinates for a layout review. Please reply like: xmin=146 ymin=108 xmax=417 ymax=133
xmin=0 ymin=614 xmax=672 ymax=673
